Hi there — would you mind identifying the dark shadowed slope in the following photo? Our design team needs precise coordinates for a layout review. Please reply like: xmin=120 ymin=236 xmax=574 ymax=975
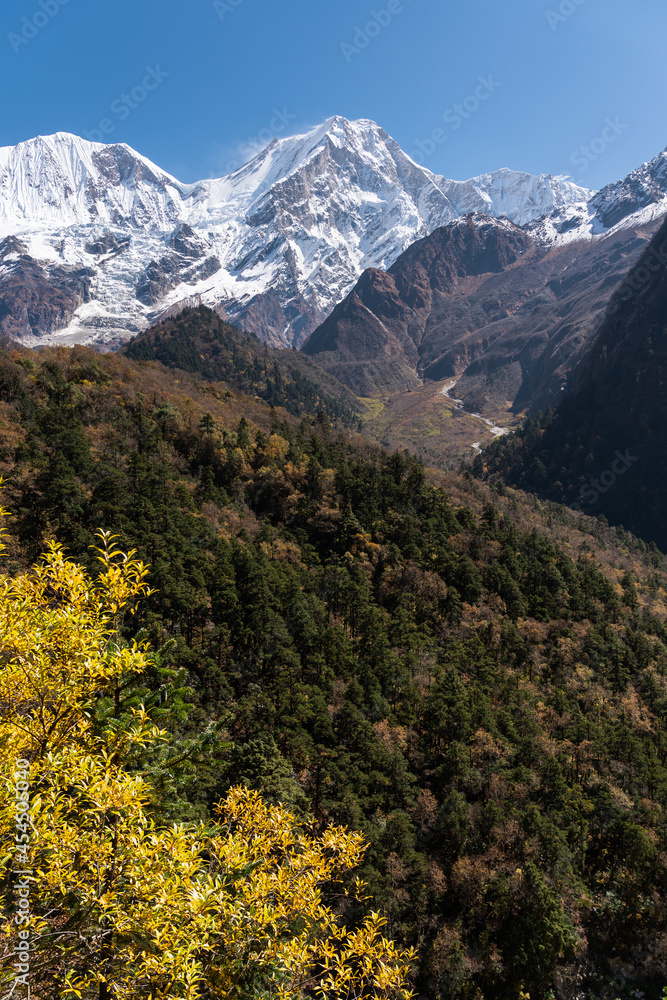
xmin=483 ymin=217 xmax=667 ymax=549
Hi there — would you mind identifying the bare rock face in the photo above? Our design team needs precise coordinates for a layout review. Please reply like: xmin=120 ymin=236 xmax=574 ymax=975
xmin=303 ymin=216 xmax=540 ymax=396
xmin=302 ymin=267 xmax=423 ymax=396
xmin=85 ymin=232 xmax=131 ymax=257
xmin=0 ymin=237 xmax=94 ymax=340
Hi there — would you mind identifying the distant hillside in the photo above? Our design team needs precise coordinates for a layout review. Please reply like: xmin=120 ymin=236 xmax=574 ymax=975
xmin=482 ymin=217 xmax=667 ymax=549
xmin=124 ymin=305 xmax=362 ymax=425
xmin=303 ymin=213 xmax=662 ymax=412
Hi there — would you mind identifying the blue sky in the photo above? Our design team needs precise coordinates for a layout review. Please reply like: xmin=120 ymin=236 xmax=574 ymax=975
xmin=1 ymin=0 xmax=665 ymax=191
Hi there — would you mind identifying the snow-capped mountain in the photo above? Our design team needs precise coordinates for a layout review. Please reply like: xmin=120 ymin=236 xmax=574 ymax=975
xmin=525 ymin=147 xmax=667 ymax=246
xmin=0 ymin=118 xmax=593 ymax=349
xmin=0 ymin=132 xmax=188 ymax=232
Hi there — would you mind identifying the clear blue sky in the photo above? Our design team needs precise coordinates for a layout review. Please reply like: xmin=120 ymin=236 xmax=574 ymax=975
xmin=1 ymin=0 xmax=665 ymax=191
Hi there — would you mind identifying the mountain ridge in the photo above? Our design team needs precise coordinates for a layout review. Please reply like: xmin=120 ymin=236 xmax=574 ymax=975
xmin=302 ymin=209 xmax=664 ymax=410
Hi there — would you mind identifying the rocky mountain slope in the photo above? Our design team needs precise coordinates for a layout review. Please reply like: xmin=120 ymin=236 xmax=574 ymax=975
xmin=303 ymin=201 xmax=665 ymax=409
xmin=0 ymin=121 xmax=590 ymax=349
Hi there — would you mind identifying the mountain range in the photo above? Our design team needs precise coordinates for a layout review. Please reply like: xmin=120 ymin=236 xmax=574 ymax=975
xmin=0 ymin=118 xmax=592 ymax=349
xmin=302 ymin=210 xmax=663 ymax=411
xmin=300 ymin=141 xmax=667 ymax=411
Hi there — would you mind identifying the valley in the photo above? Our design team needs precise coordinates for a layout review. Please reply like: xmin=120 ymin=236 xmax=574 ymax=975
xmin=356 ymin=375 xmax=516 ymax=467
xmin=439 ymin=378 xmax=512 ymax=452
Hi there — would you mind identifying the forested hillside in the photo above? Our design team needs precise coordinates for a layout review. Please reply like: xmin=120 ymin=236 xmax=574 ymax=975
xmin=124 ymin=305 xmax=362 ymax=425
xmin=1 ymin=340 xmax=667 ymax=999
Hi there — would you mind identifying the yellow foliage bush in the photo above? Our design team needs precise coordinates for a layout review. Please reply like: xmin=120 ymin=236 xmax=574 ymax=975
xmin=0 ymin=499 xmax=415 ymax=999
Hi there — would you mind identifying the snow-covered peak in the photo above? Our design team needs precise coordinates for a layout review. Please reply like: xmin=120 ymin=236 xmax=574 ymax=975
xmin=183 ymin=115 xmax=584 ymax=223
xmin=186 ymin=116 xmax=450 ymax=228
xmin=0 ymin=131 xmax=189 ymax=233
xmin=589 ymin=147 xmax=667 ymax=228
xmin=0 ymin=120 xmax=592 ymax=241
xmin=439 ymin=167 xmax=592 ymax=225
xmin=526 ymin=148 xmax=667 ymax=247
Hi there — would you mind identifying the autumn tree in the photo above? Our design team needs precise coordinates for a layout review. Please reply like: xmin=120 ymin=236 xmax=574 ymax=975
xmin=0 ymin=500 xmax=415 ymax=1000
